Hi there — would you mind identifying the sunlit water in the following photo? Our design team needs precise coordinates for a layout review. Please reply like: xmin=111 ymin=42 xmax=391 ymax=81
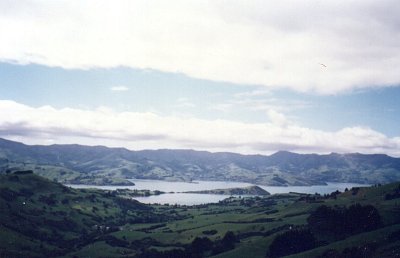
xmin=67 ymin=179 xmax=369 ymax=205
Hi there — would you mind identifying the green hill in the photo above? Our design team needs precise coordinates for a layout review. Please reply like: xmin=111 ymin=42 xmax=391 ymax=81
xmin=2 ymin=137 xmax=400 ymax=186
xmin=1 ymin=171 xmax=400 ymax=257
xmin=0 ymin=171 xmax=175 ymax=257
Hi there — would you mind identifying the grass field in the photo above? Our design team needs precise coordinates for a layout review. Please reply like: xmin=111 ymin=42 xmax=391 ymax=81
xmin=1 ymin=172 xmax=400 ymax=257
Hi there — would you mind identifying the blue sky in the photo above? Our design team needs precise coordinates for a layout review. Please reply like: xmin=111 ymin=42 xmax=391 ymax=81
xmin=0 ymin=1 xmax=399 ymax=156
xmin=1 ymin=62 xmax=399 ymax=137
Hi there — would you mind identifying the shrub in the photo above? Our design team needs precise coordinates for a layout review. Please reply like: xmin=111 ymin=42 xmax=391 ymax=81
xmin=189 ymin=237 xmax=213 ymax=257
xmin=202 ymin=229 xmax=217 ymax=235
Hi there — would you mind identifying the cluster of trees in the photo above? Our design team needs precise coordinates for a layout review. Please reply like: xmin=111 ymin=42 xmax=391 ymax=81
xmin=385 ymin=184 xmax=400 ymax=200
xmin=267 ymin=204 xmax=382 ymax=257
xmin=268 ymin=227 xmax=316 ymax=257
xmin=318 ymin=243 xmax=378 ymax=258
xmin=137 ymin=231 xmax=238 ymax=258
xmin=307 ymin=204 xmax=381 ymax=239
xmin=186 ymin=231 xmax=238 ymax=257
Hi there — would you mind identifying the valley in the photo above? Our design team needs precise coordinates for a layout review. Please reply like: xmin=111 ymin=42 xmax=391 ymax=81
xmin=2 ymin=2 xmax=399 ymax=257
xmin=2 ymin=138 xmax=400 ymax=257
xmin=1 ymin=171 xmax=400 ymax=257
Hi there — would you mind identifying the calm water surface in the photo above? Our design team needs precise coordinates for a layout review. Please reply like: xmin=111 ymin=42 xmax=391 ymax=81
xmin=68 ymin=179 xmax=369 ymax=205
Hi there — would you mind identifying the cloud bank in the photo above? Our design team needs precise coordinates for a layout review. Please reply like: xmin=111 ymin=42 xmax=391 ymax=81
xmin=1 ymin=0 xmax=400 ymax=93
xmin=1 ymin=100 xmax=399 ymax=156
xmin=110 ymin=86 xmax=129 ymax=91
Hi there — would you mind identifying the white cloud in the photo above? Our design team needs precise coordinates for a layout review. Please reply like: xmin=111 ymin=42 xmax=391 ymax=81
xmin=234 ymin=89 xmax=272 ymax=98
xmin=1 ymin=1 xmax=399 ymax=94
xmin=175 ymin=97 xmax=195 ymax=108
xmin=110 ymin=86 xmax=129 ymax=91
xmin=209 ymin=103 xmax=234 ymax=113
xmin=210 ymin=91 xmax=311 ymax=115
xmin=267 ymin=110 xmax=289 ymax=127
xmin=0 ymin=100 xmax=399 ymax=156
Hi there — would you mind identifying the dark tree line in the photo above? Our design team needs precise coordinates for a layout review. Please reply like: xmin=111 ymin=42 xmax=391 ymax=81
xmin=268 ymin=227 xmax=316 ymax=257
xmin=307 ymin=204 xmax=381 ymax=239
xmin=385 ymin=184 xmax=400 ymax=200
xmin=137 ymin=231 xmax=238 ymax=258
xmin=266 ymin=204 xmax=382 ymax=257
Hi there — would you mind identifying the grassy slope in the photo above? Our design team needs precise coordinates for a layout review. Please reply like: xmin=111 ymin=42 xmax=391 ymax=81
xmin=3 ymin=161 xmax=135 ymax=186
xmin=0 ymin=172 xmax=169 ymax=257
xmin=1 ymin=172 xmax=400 ymax=257
xmin=284 ymin=224 xmax=400 ymax=258
xmin=3 ymin=137 xmax=400 ymax=186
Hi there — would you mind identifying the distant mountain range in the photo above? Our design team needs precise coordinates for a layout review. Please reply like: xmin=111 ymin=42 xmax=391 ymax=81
xmin=1 ymin=137 xmax=400 ymax=186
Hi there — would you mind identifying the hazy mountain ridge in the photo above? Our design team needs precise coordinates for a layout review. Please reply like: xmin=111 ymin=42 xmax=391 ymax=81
xmin=1 ymin=138 xmax=400 ymax=186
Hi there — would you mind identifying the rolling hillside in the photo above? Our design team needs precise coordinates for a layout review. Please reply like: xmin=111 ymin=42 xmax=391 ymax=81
xmin=1 ymin=171 xmax=400 ymax=257
xmin=1 ymin=138 xmax=400 ymax=186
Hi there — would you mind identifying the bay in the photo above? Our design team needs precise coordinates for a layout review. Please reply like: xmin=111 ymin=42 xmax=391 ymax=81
xmin=67 ymin=179 xmax=369 ymax=205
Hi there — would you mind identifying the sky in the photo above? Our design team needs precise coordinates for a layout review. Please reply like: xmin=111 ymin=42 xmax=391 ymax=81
xmin=0 ymin=0 xmax=399 ymax=156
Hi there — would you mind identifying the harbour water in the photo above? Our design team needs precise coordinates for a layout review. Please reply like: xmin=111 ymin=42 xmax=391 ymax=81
xmin=68 ymin=179 xmax=369 ymax=205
